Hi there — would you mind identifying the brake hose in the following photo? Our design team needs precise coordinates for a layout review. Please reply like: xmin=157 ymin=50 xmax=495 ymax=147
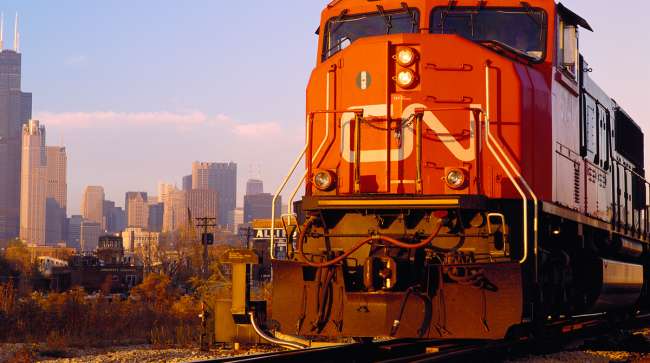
xmin=297 ymin=217 xmax=444 ymax=268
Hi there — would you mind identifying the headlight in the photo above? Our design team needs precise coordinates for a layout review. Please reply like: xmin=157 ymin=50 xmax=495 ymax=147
xmin=313 ymin=170 xmax=336 ymax=191
xmin=396 ymin=48 xmax=417 ymax=67
xmin=445 ymin=169 xmax=468 ymax=190
xmin=395 ymin=69 xmax=417 ymax=89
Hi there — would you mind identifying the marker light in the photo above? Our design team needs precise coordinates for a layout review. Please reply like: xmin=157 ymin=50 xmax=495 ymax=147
xmin=396 ymin=48 xmax=417 ymax=67
xmin=446 ymin=169 xmax=468 ymax=190
xmin=395 ymin=69 xmax=417 ymax=89
xmin=313 ymin=170 xmax=336 ymax=191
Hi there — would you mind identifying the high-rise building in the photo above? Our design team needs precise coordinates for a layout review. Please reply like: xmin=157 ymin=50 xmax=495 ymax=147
xmin=103 ymin=200 xmax=126 ymax=234
xmin=182 ymin=175 xmax=192 ymax=191
xmin=229 ymin=208 xmax=244 ymax=233
xmin=0 ymin=42 xmax=33 ymax=242
xmin=158 ymin=182 xmax=175 ymax=203
xmin=45 ymin=146 xmax=67 ymax=245
xmin=19 ymin=120 xmax=47 ymax=245
xmin=246 ymin=179 xmax=264 ymax=196
xmin=81 ymin=186 xmax=104 ymax=228
xmin=192 ymin=162 xmax=237 ymax=226
xmin=186 ymin=189 xmax=218 ymax=221
xmin=80 ymin=220 xmax=101 ymax=252
xmin=67 ymin=215 xmax=82 ymax=250
xmin=162 ymin=186 xmax=187 ymax=233
xmin=243 ymin=193 xmax=281 ymax=224
xmin=125 ymin=191 xmax=148 ymax=229
xmin=147 ymin=202 xmax=163 ymax=232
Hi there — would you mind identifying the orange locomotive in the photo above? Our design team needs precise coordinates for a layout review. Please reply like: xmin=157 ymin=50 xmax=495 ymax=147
xmin=268 ymin=0 xmax=648 ymax=340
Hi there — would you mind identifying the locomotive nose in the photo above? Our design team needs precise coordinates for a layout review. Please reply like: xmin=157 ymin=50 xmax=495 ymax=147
xmin=309 ymin=35 xmax=485 ymax=196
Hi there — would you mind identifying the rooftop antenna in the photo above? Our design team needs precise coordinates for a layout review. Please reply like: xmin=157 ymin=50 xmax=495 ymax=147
xmin=13 ymin=12 xmax=19 ymax=53
xmin=0 ymin=13 xmax=4 ymax=50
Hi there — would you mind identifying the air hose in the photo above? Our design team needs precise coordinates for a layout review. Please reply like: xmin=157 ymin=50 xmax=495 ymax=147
xmin=297 ymin=216 xmax=444 ymax=268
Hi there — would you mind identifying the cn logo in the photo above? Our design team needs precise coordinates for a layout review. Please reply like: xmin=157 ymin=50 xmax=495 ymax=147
xmin=340 ymin=103 xmax=478 ymax=163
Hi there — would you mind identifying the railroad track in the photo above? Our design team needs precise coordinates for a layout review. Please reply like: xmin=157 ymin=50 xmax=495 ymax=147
xmin=194 ymin=313 xmax=650 ymax=363
xmin=197 ymin=338 xmax=524 ymax=363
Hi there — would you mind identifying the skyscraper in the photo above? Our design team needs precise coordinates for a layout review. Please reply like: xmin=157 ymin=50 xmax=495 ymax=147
xmin=45 ymin=146 xmax=67 ymax=245
xmin=103 ymin=200 xmax=125 ymax=234
xmin=80 ymin=220 xmax=101 ymax=252
xmin=186 ymin=189 xmax=218 ymax=221
xmin=162 ymin=186 xmax=187 ymax=233
xmin=147 ymin=202 xmax=163 ymax=232
xmin=243 ymin=193 xmax=281 ymax=224
xmin=81 ymin=186 xmax=105 ymax=228
xmin=192 ymin=162 xmax=236 ymax=226
xmin=0 ymin=28 xmax=33 ymax=242
xmin=125 ymin=191 xmax=148 ymax=229
xmin=246 ymin=179 xmax=264 ymax=196
xmin=67 ymin=215 xmax=82 ymax=250
xmin=19 ymin=120 xmax=46 ymax=245
xmin=182 ymin=174 xmax=192 ymax=191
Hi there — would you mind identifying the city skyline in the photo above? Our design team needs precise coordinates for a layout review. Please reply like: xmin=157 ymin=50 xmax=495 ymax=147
xmin=0 ymin=1 xmax=647 ymax=216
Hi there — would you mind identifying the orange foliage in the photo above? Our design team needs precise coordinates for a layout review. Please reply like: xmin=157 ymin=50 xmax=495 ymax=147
xmin=0 ymin=276 xmax=201 ymax=348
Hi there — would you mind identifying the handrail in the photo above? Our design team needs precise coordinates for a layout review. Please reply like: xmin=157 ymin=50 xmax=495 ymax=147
xmin=271 ymin=137 xmax=309 ymax=260
xmin=354 ymin=112 xmax=362 ymax=193
xmin=484 ymin=62 xmax=538 ymax=273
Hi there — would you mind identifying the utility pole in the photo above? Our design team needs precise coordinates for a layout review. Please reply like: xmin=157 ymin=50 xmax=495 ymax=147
xmin=195 ymin=216 xmax=217 ymax=351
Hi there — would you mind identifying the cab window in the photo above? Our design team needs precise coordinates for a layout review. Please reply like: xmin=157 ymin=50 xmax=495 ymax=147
xmin=323 ymin=8 xmax=419 ymax=61
xmin=430 ymin=7 xmax=547 ymax=61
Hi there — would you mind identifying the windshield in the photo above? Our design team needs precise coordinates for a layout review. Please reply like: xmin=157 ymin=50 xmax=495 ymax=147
xmin=323 ymin=8 xmax=420 ymax=61
xmin=430 ymin=7 xmax=547 ymax=61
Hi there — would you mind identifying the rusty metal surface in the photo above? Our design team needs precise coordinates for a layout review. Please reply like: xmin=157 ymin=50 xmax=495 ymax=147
xmin=271 ymin=261 xmax=522 ymax=340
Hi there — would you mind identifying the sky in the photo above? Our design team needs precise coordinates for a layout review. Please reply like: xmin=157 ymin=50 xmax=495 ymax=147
xmin=2 ymin=0 xmax=649 ymax=214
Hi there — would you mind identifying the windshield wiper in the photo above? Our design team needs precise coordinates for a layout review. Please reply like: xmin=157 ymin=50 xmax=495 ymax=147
xmin=477 ymin=39 xmax=538 ymax=62
xmin=376 ymin=5 xmax=393 ymax=34
xmin=520 ymin=1 xmax=542 ymax=26
xmin=401 ymin=2 xmax=418 ymax=31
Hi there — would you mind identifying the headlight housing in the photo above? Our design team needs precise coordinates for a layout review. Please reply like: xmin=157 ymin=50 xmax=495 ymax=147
xmin=313 ymin=170 xmax=336 ymax=191
xmin=445 ymin=168 xmax=468 ymax=190
xmin=396 ymin=48 xmax=417 ymax=67
xmin=395 ymin=69 xmax=417 ymax=89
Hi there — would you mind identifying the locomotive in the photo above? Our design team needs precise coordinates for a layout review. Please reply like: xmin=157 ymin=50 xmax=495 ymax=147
xmin=266 ymin=0 xmax=648 ymax=340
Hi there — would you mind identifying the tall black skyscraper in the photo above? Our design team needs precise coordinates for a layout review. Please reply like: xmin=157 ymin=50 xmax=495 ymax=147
xmin=212 ymin=162 xmax=237 ymax=227
xmin=0 ymin=39 xmax=33 ymax=241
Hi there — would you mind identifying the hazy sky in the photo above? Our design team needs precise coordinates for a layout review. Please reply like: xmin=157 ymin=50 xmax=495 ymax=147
xmin=2 ymin=1 xmax=649 ymax=214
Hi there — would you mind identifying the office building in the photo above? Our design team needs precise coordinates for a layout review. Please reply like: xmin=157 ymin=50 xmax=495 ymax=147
xmin=162 ymin=186 xmax=187 ymax=233
xmin=186 ymin=189 xmax=218 ymax=221
xmin=103 ymin=200 xmax=126 ymax=234
xmin=125 ymin=191 xmax=148 ymax=229
xmin=229 ymin=208 xmax=244 ymax=233
xmin=121 ymin=227 xmax=160 ymax=268
xmin=19 ymin=120 xmax=47 ymax=245
xmin=147 ymin=202 xmax=163 ymax=232
xmin=81 ymin=186 xmax=104 ymax=228
xmin=243 ymin=193 xmax=281 ymax=224
xmin=182 ymin=174 xmax=192 ymax=191
xmin=192 ymin=161 xmax=237 ymax=226
xmin=45 ymin=146 xmax=67 ymax=244
xmin=0 ymin=36 xmax=33 ymax=242
xmin=67 ymin=215 xmax=82 ymax=250
xmin=246 ymin=179 xmax=264 ymax=196
xmin=80 ymin=220 xmax=101 ymax=252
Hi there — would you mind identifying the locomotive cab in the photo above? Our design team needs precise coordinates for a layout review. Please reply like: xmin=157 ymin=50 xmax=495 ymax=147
xmin=266 ymin=0 xmax=648 ymax=342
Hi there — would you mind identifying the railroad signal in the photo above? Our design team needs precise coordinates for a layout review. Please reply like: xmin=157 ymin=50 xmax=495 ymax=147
xmin=202 ymin=232 xmax=214 ymax=245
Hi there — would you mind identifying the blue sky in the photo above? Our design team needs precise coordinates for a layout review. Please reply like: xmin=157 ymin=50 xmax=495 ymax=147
xmin=2 ymin=1 xmax=648 ymax=213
